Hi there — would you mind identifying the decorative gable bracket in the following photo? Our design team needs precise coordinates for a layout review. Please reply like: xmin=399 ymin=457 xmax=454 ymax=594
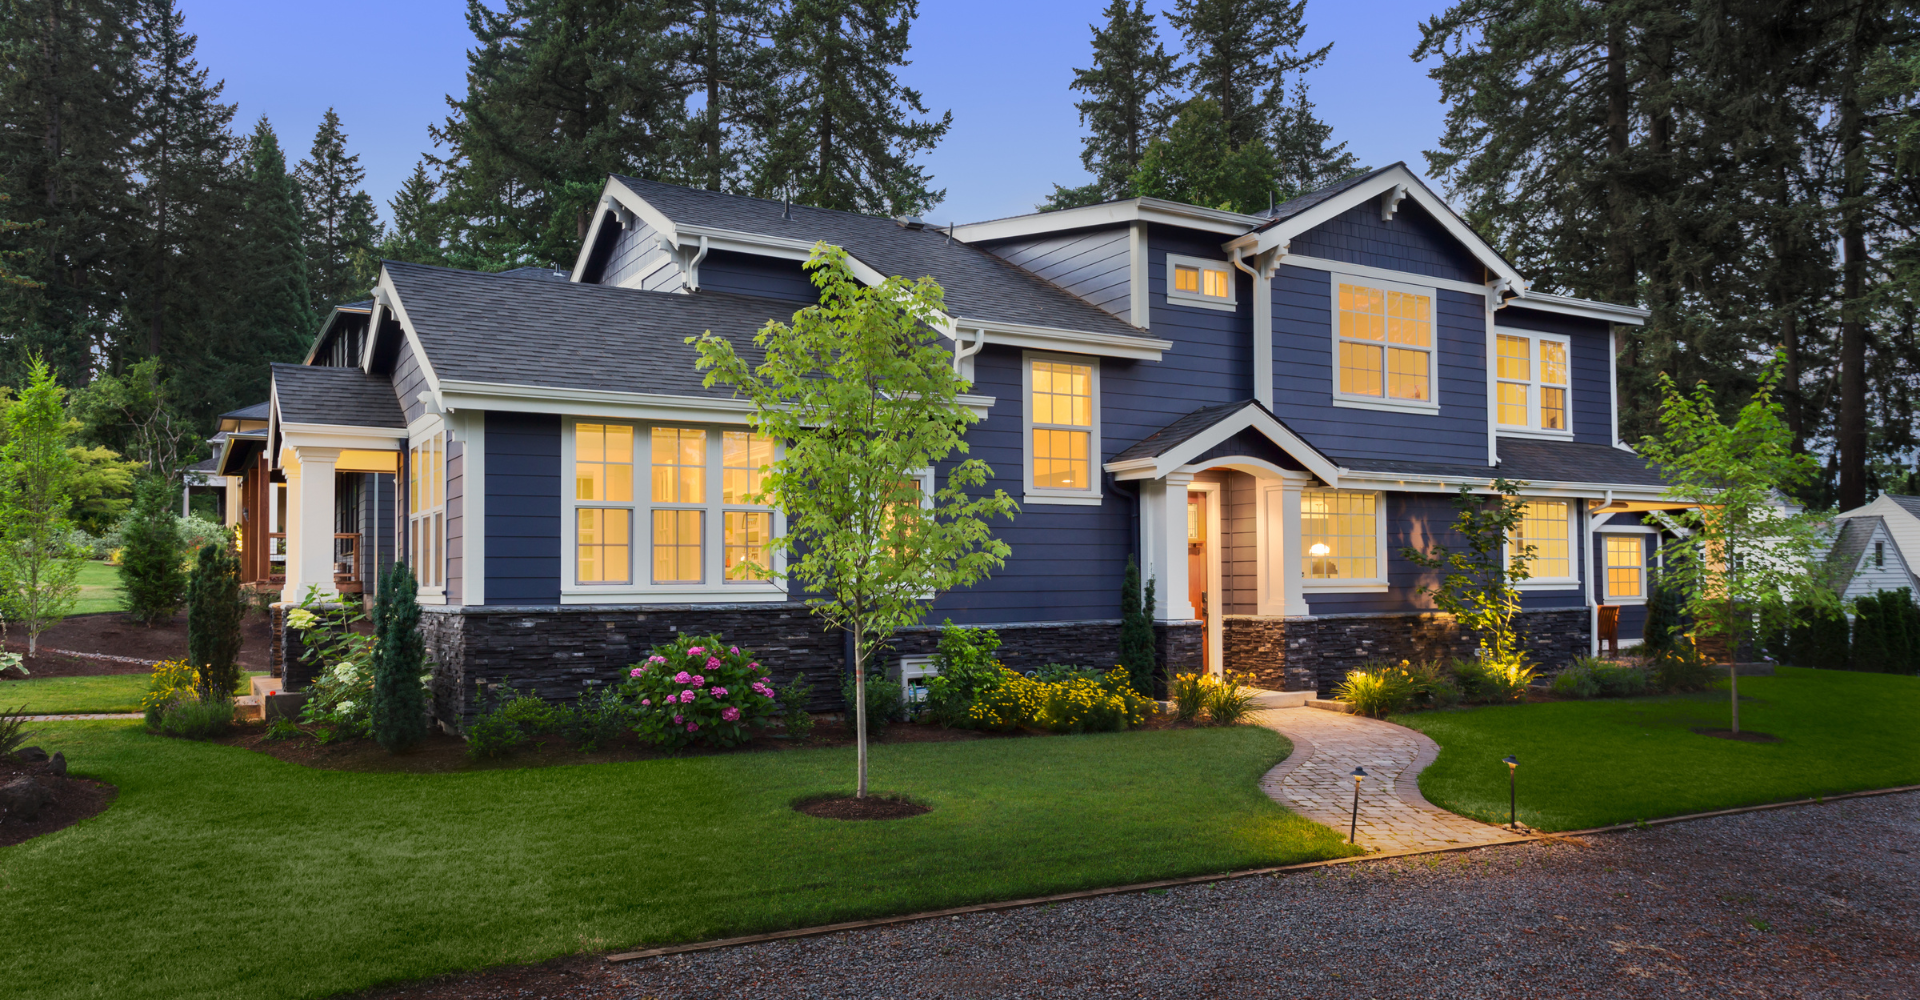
xmin=1379 ymin=184 xmax=1409 ymax=221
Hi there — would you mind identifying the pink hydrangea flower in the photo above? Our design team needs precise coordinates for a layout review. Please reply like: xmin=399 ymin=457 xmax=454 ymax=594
xmin=673 ymin=713 xmax=683 ymax=724
xmin=630 ymin=667 xmax=644 ymax=678
xmin=729 ymin=646 xmax=739 ymax=654
xmin=641 ymin=698 xmax=652 ymax=706
xmin=711 ymin=686 xmax=728 ymax=698
xmin=688 ymin=646 xmax=706 ymax=655
xmin=721 ymin=706 xmax=741 ymax=722
xmin=680 ymin=689 xmax=697 ymax=704
xmin=686 ymin=722 xmax=699 ymax=732
xmin=648 ymin=655 xmax=667 ymax=664
xmin=674 ymin=670 xmax=692 ymax=684
xmin=705 ymin=656 xmax=722 ymax=669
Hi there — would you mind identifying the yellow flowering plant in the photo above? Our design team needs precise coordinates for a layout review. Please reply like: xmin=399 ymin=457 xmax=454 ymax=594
xmin=966 ymin=666 xmax=1152 ymax=733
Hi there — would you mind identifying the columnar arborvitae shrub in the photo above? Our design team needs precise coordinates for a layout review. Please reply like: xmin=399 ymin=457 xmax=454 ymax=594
xmin=1118 ymin=556 xmax=1157 ymax=697
xmin=1642 ymin=567 xmax=1682 ymax=653
xmin=1783 ymin=599 xmax=1850 ymax=669
xmin=119 ymin=476 xmax=187 ymax=626
xmin=186 ymin=541 xmax=247 ymax=701
xmin=370 ymin=561 xmax=427 ymax=752
xmin=1850 ymin=588 xmax=1919 ymax=674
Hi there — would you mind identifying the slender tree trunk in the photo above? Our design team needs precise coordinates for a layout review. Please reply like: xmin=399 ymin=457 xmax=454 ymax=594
xmin=1781 ymin=309 xmax=1802 ymax=452
xmin=1727 ymin=594 xmax=1739 ymax=734
xmin=853 ymin=627 xmax=867 ymax=798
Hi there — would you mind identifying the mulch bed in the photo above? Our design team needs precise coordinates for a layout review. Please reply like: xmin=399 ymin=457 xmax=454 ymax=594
xmin=794 ymin=795 xmax=931 ymax=821
xmin=215 ymin=718 xmax=1036 ymax=774
xmin=0 ymin=610 xmax=275 ymax=679
xmin=0 ymin=754 xmax=117 ymax=847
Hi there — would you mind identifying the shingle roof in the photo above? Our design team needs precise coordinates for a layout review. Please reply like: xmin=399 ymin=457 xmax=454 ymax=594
xmin=1494 ymin=439 xmax=1668 ymax=487
xmin=383 ymin=260 xmax=789 ymax=397
xmin=1254 ymin=164 xmax=1401 ymax=226
xmin=611 ymin=176 xmax=1145 ymax=338
xmin=1884 ymin=494 xmax=1920 ymax=519
xmin=1828 ymin=516 xmax=1881 ymax=575
xmin=271 ymin=363 xmax=408 ymax=429
xmin=498 ymin=266 xmax=573 ymax=282
xmin=221 ymin=401 xmax=271 ymax=421
xmin=1112 ymin=401 xmax=1261 ymax=463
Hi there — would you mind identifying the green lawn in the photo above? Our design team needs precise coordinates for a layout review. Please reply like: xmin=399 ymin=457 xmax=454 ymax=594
xmin=0 ymin=722 xmax=1353 ymax=1000
xmin=73 ymin=560 xmax=124 ymax=615
xmin=1394 ymin=667 xmax=1920 ymax=832
xmin=1 ymin=672 xmax=263 ymax=715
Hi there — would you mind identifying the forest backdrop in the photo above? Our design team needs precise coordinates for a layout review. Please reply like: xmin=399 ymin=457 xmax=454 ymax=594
xmin=0 ymin=0 xmax=1915 ymax=510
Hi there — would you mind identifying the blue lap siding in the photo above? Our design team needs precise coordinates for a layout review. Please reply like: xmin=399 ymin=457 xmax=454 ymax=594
xmin=1495 ymin=306 xmax=1615 ymax=445
xmin=1288 ymin=200 xmax=1485 ymax=284
xmin=483 ymin=411 xmax=563 ymax=605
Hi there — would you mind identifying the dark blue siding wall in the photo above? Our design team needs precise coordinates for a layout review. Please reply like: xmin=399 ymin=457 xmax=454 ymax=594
xmin=978 ymin=225 xmax=1133 ymax=323
xmin=1270 ymin=267 xmax=1488 ymax=466
xmin=698 ymin=249 xmax=816 ymax=302
xmin=484 ymin=411 xmax=562 ymax=605
xmin=927 ymin=343 xmax=1132 ymax=624
xmin=1495 ymin=306 xmax=1614 ymax=445
xmin=1593 ymin=527 xmax=1656 ymax=640
xmin=1303 ymin=491 xmax=1587 ymax=615
xmin=599 ymin=215 xmax=679 ymax=290
xmin=1288 ymin=200 xmax=1484 ymax=284
xmin=393 ymin=339 xmax=428 ymax=425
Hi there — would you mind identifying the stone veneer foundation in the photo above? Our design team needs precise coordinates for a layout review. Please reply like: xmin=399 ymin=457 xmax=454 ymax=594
xmin=1223 ymin=608 xmax=1592 ymax=696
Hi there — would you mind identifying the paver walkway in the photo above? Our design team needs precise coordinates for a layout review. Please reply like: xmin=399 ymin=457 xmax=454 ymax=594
xmin=1252 ymin=706 xmax=1530 ymax=852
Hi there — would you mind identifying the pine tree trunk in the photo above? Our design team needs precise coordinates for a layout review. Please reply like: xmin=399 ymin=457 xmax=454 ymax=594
xmin=1836 ymin=6 xmax=1876 ymax=511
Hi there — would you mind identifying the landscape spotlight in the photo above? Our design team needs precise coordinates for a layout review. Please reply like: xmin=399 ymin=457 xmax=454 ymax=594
xmin=1349 ymin=766 xmax=1368 ymax=844
xmin=1502 ymin=755 xmax=1519 ymax=830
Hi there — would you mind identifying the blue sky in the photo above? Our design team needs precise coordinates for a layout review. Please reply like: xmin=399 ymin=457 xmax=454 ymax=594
xmin=184 ymin=0 xmax=1453 ymax=227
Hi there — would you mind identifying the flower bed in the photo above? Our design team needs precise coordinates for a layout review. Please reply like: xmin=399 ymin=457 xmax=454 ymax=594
xmin=620 ymin=634 xmax=779 ymax=748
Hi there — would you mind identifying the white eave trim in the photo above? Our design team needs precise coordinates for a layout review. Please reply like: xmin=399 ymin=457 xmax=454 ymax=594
xmin=1103 ymin=405 xmax=1340 ymax=485
xmin=436 ymin=379 xmax=996 ymax=422
xmin=1508 ymin=290 xmax=1650 ymax=326
xmin=1334 ymin=465 xmax=1673 ymax=498
xmin=951 ymin=197 xmax=1264 ymax=243
xmin=1243 ymin=164 xmax=1528 ymax=293
xmin=951 ymin=316 xmax=1171 ymax=361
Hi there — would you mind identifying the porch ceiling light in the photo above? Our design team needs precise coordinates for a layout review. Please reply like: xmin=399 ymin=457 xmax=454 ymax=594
xmin=1348 ymin=766 xmax=1367 ymax=844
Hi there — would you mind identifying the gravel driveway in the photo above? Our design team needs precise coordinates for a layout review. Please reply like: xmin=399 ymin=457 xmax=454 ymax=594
xmin=364 ymin=791 xmax=1918 ymax=999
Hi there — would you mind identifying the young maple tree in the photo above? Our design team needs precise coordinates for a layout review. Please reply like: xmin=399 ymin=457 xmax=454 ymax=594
xmin=1639 ymin=357 xmax=1832 ymax=734
xmin=691 ymin=244 xmax=1016 ymax=798
xmin=1403 ymin=477 xmax=1536 ymax=667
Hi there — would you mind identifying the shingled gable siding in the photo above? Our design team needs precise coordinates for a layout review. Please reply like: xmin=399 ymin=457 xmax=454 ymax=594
xmin=1269 ymin=266 xmax=1487 ymax=466
xmin=1301 ymin=490 xmax=1588 ymax=616
xmin=1287 ymin=199 xmax=1484 ymax=284
xmin=1494 ymin=306 xmax=1614 ymax=446
xmin=598 ymin=214 xmax=681 ymax=291
xmin=697 ymin=248 xmax=817 ymax=302
xmin=394 ymin=339 xmax=428 ymax=425
xmin=975 ymin=225 xmax=1134 ymax=324
xmin=483 ymin=411 xmax=562 ymax=604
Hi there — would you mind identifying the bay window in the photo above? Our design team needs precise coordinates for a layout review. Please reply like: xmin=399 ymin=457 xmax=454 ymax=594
xmin=1333 ymin=278 xmax=1436 ymax=410
xmin=408 ymin=431 xmax=444 ymax=589
xmin=1495 ymin=330 xmax=1571 ymax=434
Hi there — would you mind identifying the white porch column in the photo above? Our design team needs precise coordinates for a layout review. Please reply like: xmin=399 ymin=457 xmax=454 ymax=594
xmin=1141 ymin=472 xmax=1196 ymax=622
xmin=282 ymin=446 xmax=340 ymax=603
xmin=1278 ymin=472 xmax=1311 ymax=616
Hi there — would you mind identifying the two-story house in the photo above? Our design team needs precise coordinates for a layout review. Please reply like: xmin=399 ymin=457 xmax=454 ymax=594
xmin=219 ymin=163 xmax=1676 ymax=721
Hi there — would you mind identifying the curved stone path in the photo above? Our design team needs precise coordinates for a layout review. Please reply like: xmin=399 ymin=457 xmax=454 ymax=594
xmin=1252 ymin=706 xmax=1531 ymax=853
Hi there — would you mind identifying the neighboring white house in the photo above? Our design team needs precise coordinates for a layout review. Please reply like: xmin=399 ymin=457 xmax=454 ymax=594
xmin=1829 ymin=494 xmax=1920 ymax=600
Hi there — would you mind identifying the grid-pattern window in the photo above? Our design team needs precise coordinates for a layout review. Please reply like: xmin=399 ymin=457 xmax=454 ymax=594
xmin=1031 ymin=359 xmax=1093 ymax=491
xmin=650 ymin=427 xmax=707 ymax=582
xmin=1605 ymin=535 xmax=1643 ymax=599
xmin=1510 ymin=500 xmax=1571 ymax=579
xmin=722 ymin=431 xmax=772 ymax=504
xmin=1301 ymin=490 xmax=1379 ymax=581
xmin=1337 ymin=283 xmax=1433 ymax=402
xmin=577 ymin=508 xmax=631 ymax=584
xmin=652 ymin=509 xmax=703 ymax=583
xmin=1496 ymin=332 xmax=1571 ymax=432
xmin=575 ymin=424 xmax=633 ymax=502
xmin=1170 ymin=256 xmax=1233 ymax=305
xmin=573 ymin=424 xmax=636 ymax=584
xmin=408 ymin=432 xmax=444 ymax=588
xmin=722 ymin=431 xmax=775 ymax=581
xmin=724 ymin=511 xmax=772 ymax=581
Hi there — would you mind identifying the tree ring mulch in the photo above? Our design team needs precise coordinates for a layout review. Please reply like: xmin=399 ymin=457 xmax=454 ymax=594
xmin=1 ymin=764 xmax=117 ymax=847
xmin=794 ymin=794 xmax=931 ymax=821
xmin=1692 ymin=727 xmax=1781 ymax=743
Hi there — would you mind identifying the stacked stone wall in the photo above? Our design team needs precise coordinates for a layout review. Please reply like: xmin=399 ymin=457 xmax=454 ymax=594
xmin=1224 ymin=608 xmax=1591 ymax=696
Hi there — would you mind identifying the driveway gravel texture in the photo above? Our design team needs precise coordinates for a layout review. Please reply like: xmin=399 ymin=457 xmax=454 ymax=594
xmin=360 ymin=791 xmax=1918 ymax=1000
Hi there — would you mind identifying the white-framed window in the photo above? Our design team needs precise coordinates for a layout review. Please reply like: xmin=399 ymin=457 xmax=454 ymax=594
xmin=1508 ymin=499 xmax=1575 ymax=585
xmin=1331 ymin=276 xmax=1439 ymax=413
xmin=1494 ymin=329 xmax=1572 ymax=435
xmin=1603 ymin=534 xmax=1645 ymax=602
xmin=1300 ymin=489 xmax=1386 ymax=588
xmin=563 ymin=419 xmax=781 ymax=597
xmin=408 ymin=430 xmax=445 ymax=591
xmin=1166 ymin=253 xmax=1236 ymax=310
xmin=1022 ymin=352 xmax=1101 ymax=505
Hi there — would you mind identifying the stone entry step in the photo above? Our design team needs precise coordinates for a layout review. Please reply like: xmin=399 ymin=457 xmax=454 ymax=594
xmin=235 ymin=695 xmax=263 ymax=722
xmin=1248 ymin=689 xmax=1313 ymax=709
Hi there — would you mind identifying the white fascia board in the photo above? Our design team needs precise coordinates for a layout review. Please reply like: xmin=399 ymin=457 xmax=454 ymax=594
xmin=672 ymin=223 xmax=890 ymax=287
xmin=571 ymin=177 xmax=683 ymax=282
xmin=951 ymin=198 xmax=1261 ymax=244
xmin=300 ymin=303 xmax=373 ymax=366
xmin=952 ymin=315 xmax=1171 ymax=361
xmin=1508 ymin=290 xmax=1650 ymax=326
xmin=360 ymin=287 xmax=395 ymax=374
xmin=1334 ymin=465 xmax=1674 ymax=499
xmin=376 ymin=268 xmax=444 ymax=403
xmin=437 ymin=380 xmax=996 ymax=421
xmin=1248 ymin=165 xmax=1528 ymax=292
xmin=1274 ymin=253 xmax=1493 ymax=297
xmin=277 ymin=422 xmax=408 ymax=454
xmin=1103 ymin=406 xmax=1340 ymax=485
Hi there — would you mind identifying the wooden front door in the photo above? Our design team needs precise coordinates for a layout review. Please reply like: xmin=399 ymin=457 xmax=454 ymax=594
xmin=1188 ymin=493 xmax=1209 ymax=674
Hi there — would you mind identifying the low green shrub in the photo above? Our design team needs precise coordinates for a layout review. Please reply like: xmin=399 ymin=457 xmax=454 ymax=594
xmin=1451 ymin=656 xmax=1535 ymax=703
xmin=157 ymin=697 xmax=233 ymax=739
xmin=778 ymin=673 xmax=815 ymax=739
xmin=567 ymin=686 xmax=635 ymax=752
xmin=1168 ymin=672 xmax=1208 ymax=723
xmin=1202 ymin=671 xmax=1258 ymax=725
xmin=462 ymin=708 xmax=525 ymax=759
xmin=1549 ymin=663 xmax=1601 ymax=699
xmin=1029 ymin=663 xmax=1098 ymax=682
xmin=922 ymin=621 xmax=1004 ymax=727
xmin=1404 ymin=659 xmax=1462 ymax=708
xmin=499 ymin=688 xmax=569 ymax=735
xmin=1650 ymin=640 xmax=1713 ymax=692
xmin=965 ymin=667 xmax=1152 ymax=733
xmin=1590 ymin=659 xmax=1650 ymax=696
xmin=264 ymin=719 xmax=301 ymax=741
xmin=840 ymin=670 xmax=904 ymax=738
xmin=1335 ymin=664 xmax=1416 ymax=717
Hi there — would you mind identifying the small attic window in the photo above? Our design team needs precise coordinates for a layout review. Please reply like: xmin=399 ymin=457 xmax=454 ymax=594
xmin=1875 ymin=541 xmax=1885 ymax=567
xmin=1167 ymin=253 xmax=1235 ymax=311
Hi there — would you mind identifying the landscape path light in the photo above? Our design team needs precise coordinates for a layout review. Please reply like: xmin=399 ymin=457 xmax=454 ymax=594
xmin=1503 ymin=755 xmax=1519 ymax=829
xmin=1348 ymin=766 xmax=1367 ymax=844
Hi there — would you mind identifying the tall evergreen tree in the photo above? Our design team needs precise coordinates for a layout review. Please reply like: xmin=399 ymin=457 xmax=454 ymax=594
xmin=663 ymin=0 xmax=780 ymax=192
xmin=297 ymin=108 xmax=380 ymax=311
xmin=362 ymin=159 xmax=448 ymax=285
xmin=234 ymin=118 xmax=314 ymax=386
xmin=369 ymin=561 xmax=428 ymax=752
xmin=1060 ymin=0 xmax=1179 ymax=203
xmin=1166 ymin=0 xmax=1331 ymax=151
xmin=756 ymin=0 xmax=951 ymax=216
xmin=120 ymin=474 xmax=185 ymax=625
xmin=430 ymin=0 xmax=685 ymax=268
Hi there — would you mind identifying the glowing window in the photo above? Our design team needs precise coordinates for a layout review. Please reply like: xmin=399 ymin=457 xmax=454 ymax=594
xmin=1167 ymin=254 xmax=1235 ymax=307
xmin=652 ymin=509 xmax=703 ymax=583
xmin=1509 ymin=500 xmax=1571 ymax=579
xmin=1338 ymin=282 xmax=1432 ymax=402
xmin=576 ymin=508 xmax=631 ymax=584
xmin=1030 ymin=358 xmax=1094 ymax=492
xmin=1301 ymin=490 xmax=1378 ymax=581
xmin=1496 ymin=332 xmax=1572 ymax=433
xmin=1605 ymin=535 xmax=1643 ymax=599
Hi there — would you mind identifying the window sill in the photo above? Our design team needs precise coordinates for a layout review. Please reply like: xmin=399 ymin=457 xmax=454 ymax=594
xmin=560 ymin=586 xmax=788 ymax=606
xmin=1166 ymin=293 xmax=1237 ymax=312
xmin=1496 ymin=428 xmax=1576 ymax=441
xmin=1513 ymin=580 xmax=1579 ymax=591
xmin=1023 ymin=492 xmax=1102 ymax=507
xmin=1331 ymin=395 xmax=1440 ymax=415
xmin=1302 ymin=582 xmax=1389 ymax=593
xmin=1601 ymin=597 xmax=1647 ymax=606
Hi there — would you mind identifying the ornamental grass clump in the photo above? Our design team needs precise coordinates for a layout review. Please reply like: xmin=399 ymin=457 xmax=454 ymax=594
xmin=621 ymin=633 xmax=778 ymax=748
xmin=1202 ymin=670 xmax=1258 ymax=725
xmin=1335 ymin=665 xmax=1416 ymax=718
